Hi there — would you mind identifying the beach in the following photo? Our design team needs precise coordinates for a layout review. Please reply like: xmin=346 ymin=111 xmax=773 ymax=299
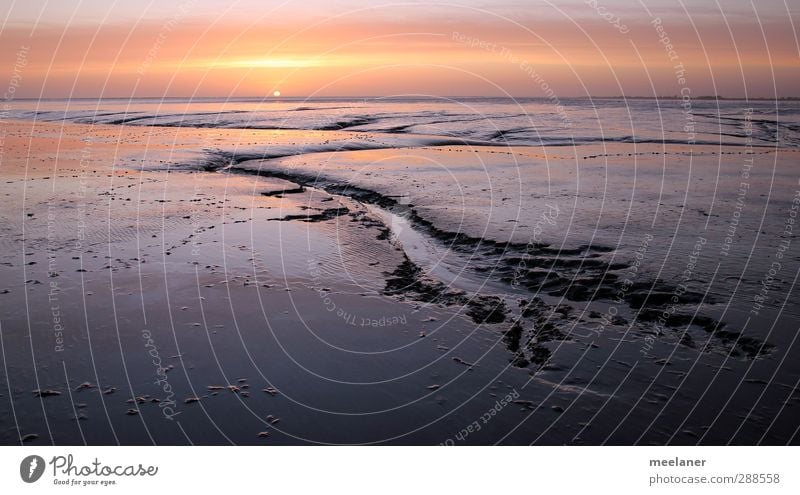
xmin=1 ymin=98 xmax=799 ymax=445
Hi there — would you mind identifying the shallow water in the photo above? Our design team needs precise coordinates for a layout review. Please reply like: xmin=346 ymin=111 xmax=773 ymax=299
xmin=7 ymin=96 xmax=800 ymax=147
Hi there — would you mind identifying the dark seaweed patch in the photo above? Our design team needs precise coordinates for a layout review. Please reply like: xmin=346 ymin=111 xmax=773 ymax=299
xmin=269 ymin=207 xmax=350 ymax=223
xmin=383 ymin=257 xmax=507 ymax=325
xmin=261 ymin=186 xmax=305 ymax=197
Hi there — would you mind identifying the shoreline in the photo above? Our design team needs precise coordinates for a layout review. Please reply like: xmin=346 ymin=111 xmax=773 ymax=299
xmin=1 ymin=118 xmax=798 ymax=445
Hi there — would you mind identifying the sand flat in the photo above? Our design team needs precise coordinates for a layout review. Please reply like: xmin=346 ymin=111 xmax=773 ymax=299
xmin=1 ymin=118 xmax=799 ymax=445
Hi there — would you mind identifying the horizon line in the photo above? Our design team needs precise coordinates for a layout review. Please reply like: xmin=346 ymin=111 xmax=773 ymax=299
xmin=6 ymin=95 xmax=800 ymax=101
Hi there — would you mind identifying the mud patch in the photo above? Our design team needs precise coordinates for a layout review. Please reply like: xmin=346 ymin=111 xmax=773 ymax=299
xmin=269 ymin=207 xmax=350 ymax=223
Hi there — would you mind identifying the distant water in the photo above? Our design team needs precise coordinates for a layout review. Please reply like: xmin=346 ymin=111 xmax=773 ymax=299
xmin=6 ymin=97 xmax=800 ymax=148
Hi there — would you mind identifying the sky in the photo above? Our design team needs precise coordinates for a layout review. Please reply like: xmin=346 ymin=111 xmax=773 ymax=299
xmin=1 ymin=0 xmax=798 ymax=98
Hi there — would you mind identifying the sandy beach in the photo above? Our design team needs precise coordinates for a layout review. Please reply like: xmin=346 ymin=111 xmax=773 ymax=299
xmin=1 ymin=114 xmax=798 ymax=445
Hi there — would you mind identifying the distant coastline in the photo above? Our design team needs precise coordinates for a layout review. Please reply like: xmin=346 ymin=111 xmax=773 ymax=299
xmin=4 ymin=95 xmax=800 ymax=102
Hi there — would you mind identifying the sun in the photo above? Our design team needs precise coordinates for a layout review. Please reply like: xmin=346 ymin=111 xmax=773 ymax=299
xmin=273 ymin=90 xmax=281 ymax=97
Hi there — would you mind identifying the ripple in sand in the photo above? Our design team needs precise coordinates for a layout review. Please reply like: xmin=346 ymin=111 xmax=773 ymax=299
xmin=33 ymin=389 xmax=61 ymax=397
xmin=452 ymin=357 xmax=475 ymax=369
xmin=74 ymin=382 xmax=95 ymax=392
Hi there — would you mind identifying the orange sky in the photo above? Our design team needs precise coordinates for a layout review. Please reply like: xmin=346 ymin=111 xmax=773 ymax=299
xmin=1 ymin=1 xmax=798 ymax=98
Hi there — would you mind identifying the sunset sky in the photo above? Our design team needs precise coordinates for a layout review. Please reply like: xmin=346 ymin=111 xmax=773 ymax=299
xmin=1 ymin=0 xmax=797 ymax=98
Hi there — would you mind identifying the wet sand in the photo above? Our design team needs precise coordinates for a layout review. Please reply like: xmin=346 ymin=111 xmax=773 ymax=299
xmin=1 ymin=119 xmax=798 ymax=445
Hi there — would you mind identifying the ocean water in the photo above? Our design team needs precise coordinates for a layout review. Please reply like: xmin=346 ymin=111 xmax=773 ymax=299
xmin=8 ymin=96 xmax=800 ymax=147
xmin=3 ymin=97 xmax=800 ymax=444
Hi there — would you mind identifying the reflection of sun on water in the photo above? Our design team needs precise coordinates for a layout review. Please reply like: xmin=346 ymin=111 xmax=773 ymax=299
xmin=273 ymin=90 xmax=281 ymax=97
